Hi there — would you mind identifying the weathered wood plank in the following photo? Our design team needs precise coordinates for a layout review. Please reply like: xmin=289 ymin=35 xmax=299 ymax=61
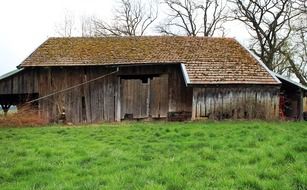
xmin=193 ymin=86 xmax=280 ymax=120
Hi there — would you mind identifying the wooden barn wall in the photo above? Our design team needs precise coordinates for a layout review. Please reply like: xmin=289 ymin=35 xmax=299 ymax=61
xmin=279 ymin=81 xmax=305 ymax=120
xmin=120 ymin=79 xmax=151 ymax=119
xmin=168 ymin=66 xmax=193 ymax=113
xmin=37 ymin=64 xmax=192 ymax=123
xmin=119 ymin=65 xmax=169 ymax=120
xmin=192 ymin=85 xmax=280 ymax=120
xmin=118 ymin=64 xmax=193 ymax=115
xmin=304 ymin=97 xmax=307 ymax=112
xmin=0 ymin=69 xmax=38 ymax=95
xmin=120 ymin=74 xmax=169 ymax=119
xmin=38 ymin=67 xmax=118 ymax=123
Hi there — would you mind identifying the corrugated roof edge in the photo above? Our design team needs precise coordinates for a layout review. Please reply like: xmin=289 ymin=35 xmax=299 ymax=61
xmin=274 ymin=73 xmax=307 ymax=92
xmin=0 ymin=68 xmax=24 ymax=81
xmin=235 ymin=39 xmax=281 ymax=85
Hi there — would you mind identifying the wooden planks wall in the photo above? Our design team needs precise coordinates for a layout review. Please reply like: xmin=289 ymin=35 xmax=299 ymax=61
xmin=304 ymin=97 xmax=307 ymax=112
xmin=1 ymin=65 xmax=282 ymax=122
xmin=37 ymin=64 xmax=192 ymax=123
xmin=38 ymin=67 xmax=117 ymax=123
xmin=192 ymin=85 xmax=280 ymax=120
xmin=120 ymin=79 xmax=149 ymax=119
xmin=0 ymin=69 xmax=38 ymax=95
xmin=150 ymin=74 xmax=169 ymax=118
xmin=168 ymin=66 xmax=193 ymax=113
xmin=120 ymin=74 xmax=169 ymax=119
xmin=119 ymin=64 xmax=192 ymax=116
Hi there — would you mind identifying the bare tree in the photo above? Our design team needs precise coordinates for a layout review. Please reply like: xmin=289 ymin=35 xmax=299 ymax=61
xmin=92 ymin=0 xmax=158 ymax=36
xmin=296 ymin=0 xmax=307 ymax=13
xmin=200 ymin=0 xmax=227 ymax=36
xmin=55 ymin=12 xmax=75 ymax=37
xmin=80 ymin=16 xmax=96 ymax=37
xmin=158 ymin=0 xmax=227 ymax=36
xmin=279 ymin=13 xmax=307 ymax=85
xmin=230 ymin=0 xmax=300 ymax=70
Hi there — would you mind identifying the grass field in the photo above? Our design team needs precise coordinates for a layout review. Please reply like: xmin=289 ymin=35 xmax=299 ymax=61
xmin=0 ymin=121 xmax=306 ymax=190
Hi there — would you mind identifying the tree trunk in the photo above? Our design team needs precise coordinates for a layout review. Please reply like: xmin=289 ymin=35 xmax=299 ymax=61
xmin=284 ymin=53 xmax=307 ymax=86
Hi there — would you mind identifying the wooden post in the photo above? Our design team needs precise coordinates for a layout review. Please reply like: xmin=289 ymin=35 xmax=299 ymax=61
xmin=115 ymin=77 xmax=121 ymax=122
xmin=298 ymin=89 xmax=304 ymax=121
xmin=146 ymin=78 xmax=151 ymax=118
xmin=1 ymin=104 xmax=11 ymax=116
xmin=191 ymin=89 xmax=197 ymax=120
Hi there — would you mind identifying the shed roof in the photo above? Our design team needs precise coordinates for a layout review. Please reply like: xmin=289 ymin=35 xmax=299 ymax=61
xmin=275 ymin=73 xmax=307 ymax=92
xmin=20 ymin=36 xmax=279 ymax=85
xmin=0 ymin=68 xmax=24 ymax=81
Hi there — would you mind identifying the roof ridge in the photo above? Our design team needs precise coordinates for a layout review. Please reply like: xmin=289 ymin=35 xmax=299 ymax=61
xmin=47 ymin=36 xmax=235 ymax=40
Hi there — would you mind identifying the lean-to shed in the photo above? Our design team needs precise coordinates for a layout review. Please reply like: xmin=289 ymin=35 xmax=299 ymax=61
xmin=1 ymin=36 xmax=301 ymax=123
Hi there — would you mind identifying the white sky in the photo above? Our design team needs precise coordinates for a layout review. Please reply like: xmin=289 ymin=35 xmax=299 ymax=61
xmin=0 ymin=0 xmax=250 ymax=76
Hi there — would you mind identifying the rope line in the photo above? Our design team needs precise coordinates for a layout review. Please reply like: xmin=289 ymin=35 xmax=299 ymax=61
xmin=27 ymin=69 xmax=119 ymax=104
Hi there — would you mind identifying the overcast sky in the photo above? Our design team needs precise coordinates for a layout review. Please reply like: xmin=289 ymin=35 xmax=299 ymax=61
xmin=0 ymin=0 xmax=250 ymax=76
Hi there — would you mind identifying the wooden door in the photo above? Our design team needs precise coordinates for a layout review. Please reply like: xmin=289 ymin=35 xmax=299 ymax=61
xmin=120 ymin=79 xmax=149 ymax=119
xmin=120 ymin=74 xmax=169 ymax=120
xmin=149 ymin=74 xmax=169 ymax=118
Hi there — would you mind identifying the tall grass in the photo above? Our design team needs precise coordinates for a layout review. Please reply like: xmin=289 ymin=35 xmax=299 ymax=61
xmin=0 ymin=121 xmax=306 ymax=189
xmin=0 ymin=106 xmax=48 ymax=127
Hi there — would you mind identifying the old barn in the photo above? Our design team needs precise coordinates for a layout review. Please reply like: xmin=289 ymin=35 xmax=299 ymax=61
xmin=0 ymin=36 xmax=306 ymax=123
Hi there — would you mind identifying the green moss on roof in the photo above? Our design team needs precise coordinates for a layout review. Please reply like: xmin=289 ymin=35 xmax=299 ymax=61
xmin=20 ymin=36 xmax=278 ymax=84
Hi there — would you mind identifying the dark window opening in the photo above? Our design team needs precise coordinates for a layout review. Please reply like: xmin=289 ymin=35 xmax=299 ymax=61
xmin=141 ymin=78 xmax=148 ymax=84
xmin=83 ymin=68 xmax=87 ymax=81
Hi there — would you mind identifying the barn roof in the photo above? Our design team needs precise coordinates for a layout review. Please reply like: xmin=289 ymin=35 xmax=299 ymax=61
xmin=0 ymin=68 xmax=24 ymax=81
xmin=19 ymin=36 xmax=279 ymax=85
xmin=275 ymin=73 xmax=307 ymax=92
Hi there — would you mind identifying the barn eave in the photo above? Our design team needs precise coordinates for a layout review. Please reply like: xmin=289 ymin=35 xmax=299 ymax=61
xmin=0 ymin=68 xmax=24 ymax=81
xmin=236 ymin=40 xmax=281 ymax=85
xmin=274 ymin=73 xmax=307 ymax=95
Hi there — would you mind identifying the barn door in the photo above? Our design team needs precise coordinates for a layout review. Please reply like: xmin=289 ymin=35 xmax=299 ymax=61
xmin=121 ymin=79 xmax=150 ymax=119
xmin=120 ymin=74 xmax=168 ymax=120
xmin=150 ymin=74 xmax=168 ymax=118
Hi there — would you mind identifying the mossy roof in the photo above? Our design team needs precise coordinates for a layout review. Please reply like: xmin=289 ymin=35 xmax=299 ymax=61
xmin=20 ymin=36 xmax=279 ymax=85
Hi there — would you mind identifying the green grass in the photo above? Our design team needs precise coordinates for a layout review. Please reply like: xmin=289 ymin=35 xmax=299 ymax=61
xmin=0 ymin=121 xmax=306 ymax=190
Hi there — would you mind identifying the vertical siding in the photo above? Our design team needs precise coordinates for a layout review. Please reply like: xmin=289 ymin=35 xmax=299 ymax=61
xmin=0 ymin=69 xmax=38 ymax=95
xmin=38 ymin=67 xmax=117 ymax=123
xmin=168 ymin=66 xmax=193 ymax=112
xmin=150 ymin=74 xmax=169 ymax=118
xmin=37 ymin=64 xmax=192 ymax=123
xmin=1 ymin=66 xmax=282 ymax=123
xmin=304 ymin=97 xmax=307 ymax=112
xmin=192 ymin=86 xmax=280 ymax=120
xmin=120 ymin=79 xmax=149 ymax=119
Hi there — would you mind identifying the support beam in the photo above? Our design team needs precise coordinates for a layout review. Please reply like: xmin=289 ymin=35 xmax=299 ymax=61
xmin=115 ymin=77 xmax=121 ymax=122
xmin=1 ymin=104 xmax=11 ymax=116
xmin=298 ymin=89 xmax=304 ymax=121
xmin=191 ymin=89 xmax=197 ymax=120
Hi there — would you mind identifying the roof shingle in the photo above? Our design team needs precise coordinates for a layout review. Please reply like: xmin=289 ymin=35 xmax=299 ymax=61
xmin=20 ymin=36 xmax=279 ymax=85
